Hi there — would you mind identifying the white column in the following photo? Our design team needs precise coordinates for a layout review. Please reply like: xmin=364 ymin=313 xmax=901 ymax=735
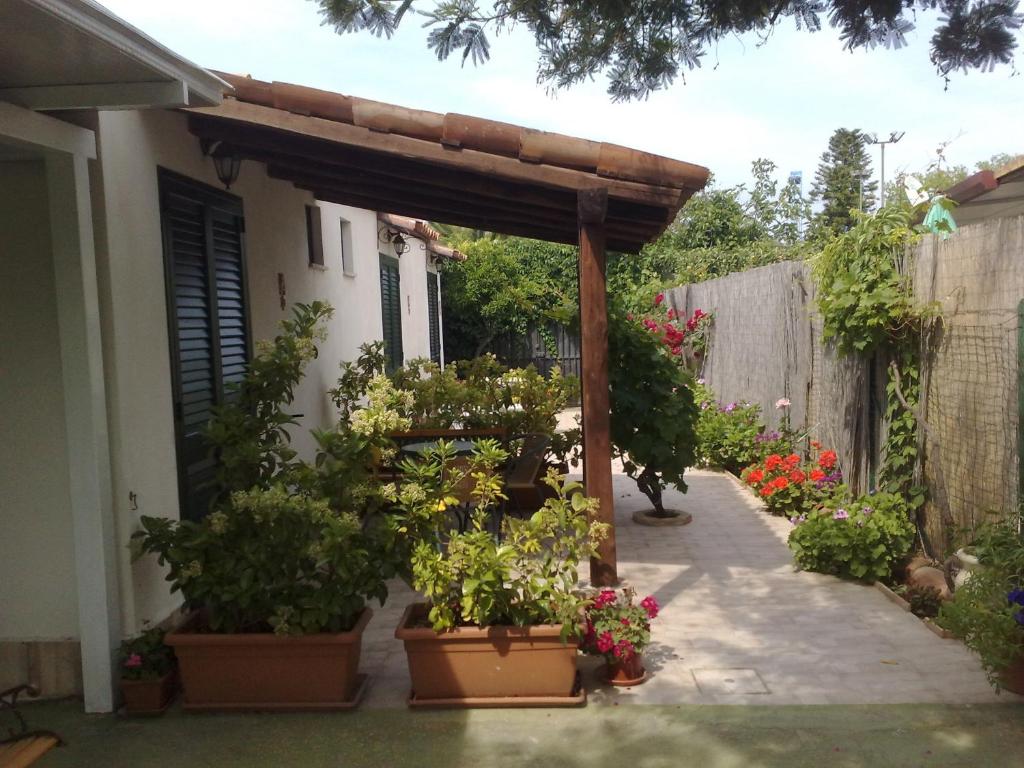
xmin=45 ymin=151 xmax=121 ymax=713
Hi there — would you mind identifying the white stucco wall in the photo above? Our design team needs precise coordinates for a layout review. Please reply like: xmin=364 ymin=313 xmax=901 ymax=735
xmin=90 ymin=110 xmax=445 ymax=636
xmin=0 ymin=159 xmax=79 ymax=639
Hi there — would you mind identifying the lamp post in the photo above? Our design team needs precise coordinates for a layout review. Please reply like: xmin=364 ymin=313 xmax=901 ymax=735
xmin=866 ymin=131 xmax=905 ymax=208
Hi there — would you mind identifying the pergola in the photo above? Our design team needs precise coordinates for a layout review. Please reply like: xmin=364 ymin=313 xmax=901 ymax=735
xmin=186 ymin=74 xmax=710 ymax=585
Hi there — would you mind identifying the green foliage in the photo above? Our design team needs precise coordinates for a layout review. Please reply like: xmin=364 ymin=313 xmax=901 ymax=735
xmin=879 ymin=347 xmax=926 ymax=514
xmin=133 ymin=485 xmax=390 ymax=635
xmin=387 ymin=440 xmax=607 ymax=634
xmin=938 ymin=516 xmax=1024 ymax=688
xmin=813 ymin=206 xmax=927 ymax=355
xmin=315 ymin=1 xmax=1023 ymax=100
xmin=788 ymin=493 xmax=915 ymax=582
xmin=810 ymin=128 xmax=877 ymax=235
xmin=693 ymin=384 xmax=767 ymax=473
xmin=204 ymin=301 xmax=333 ymax=498
xmin=118 ymin=628 xmax=174 ymax=681
xmin=608 ymin=306 xmax=698 ymax=516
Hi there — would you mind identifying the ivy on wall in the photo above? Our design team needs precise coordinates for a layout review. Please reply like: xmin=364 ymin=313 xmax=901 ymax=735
xmin=811 ymin=207 xmax=938 ymax=525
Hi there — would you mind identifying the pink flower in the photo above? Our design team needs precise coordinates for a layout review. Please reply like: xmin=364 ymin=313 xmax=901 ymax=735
xmin=654 ymin=293 xmax=665 ymax=307
xmin=775 ymin=398 xmax=791 ymax=409
xmin=594 ymin=590 xmax=618 ymax=609
xmin=596 ymin=631 xmax=615 ymax=654
xmin=640 ymin=595 xmax=659 ymax=619
xmin=124 ymin=653 xmax=143 ymax=669
xmin=614 ymin=640 xmax=635 ymax=659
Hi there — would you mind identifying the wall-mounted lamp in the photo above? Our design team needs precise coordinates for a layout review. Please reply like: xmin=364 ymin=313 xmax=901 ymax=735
xmin=379 ymin=225 xmax=410 ymax=256
xmin=201 ymin=138 xmax=242 ymax=190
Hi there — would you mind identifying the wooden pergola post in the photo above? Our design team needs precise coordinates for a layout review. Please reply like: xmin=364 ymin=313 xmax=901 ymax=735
xmin=577 ymin=188 xmax=617 ymax=586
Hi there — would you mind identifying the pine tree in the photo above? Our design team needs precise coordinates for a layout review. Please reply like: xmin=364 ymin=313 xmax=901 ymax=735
xmin=810 ymin=129 xmax=877 ymax=234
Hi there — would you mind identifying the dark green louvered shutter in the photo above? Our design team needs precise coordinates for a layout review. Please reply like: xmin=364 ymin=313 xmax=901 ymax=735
xmin=427 ymin=271 xmax=441 ymax=364
xmin=379 ymin=254 xmax=404 ymax=372
xmin=160 ymin=169 xmax=249 ymax=521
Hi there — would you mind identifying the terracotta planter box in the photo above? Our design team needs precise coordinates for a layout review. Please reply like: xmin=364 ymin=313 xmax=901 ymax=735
xmin=395 ymin=603 xmax=584 ymax=707
xmin=166 ymin=608 xmax=371 ymax=711
xmin=120 ymin=670 xmax=177 ymax=715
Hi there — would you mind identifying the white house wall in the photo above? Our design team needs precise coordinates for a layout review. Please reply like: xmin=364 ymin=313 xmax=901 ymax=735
xmin=0 ymin=159 xmax=79 ymax=640
xmin=91 ymin=109 xmax=445 ymax=639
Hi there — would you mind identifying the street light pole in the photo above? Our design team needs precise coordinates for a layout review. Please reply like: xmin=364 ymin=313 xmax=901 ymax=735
xmin=867 ymin=131 xmax=905 ymax=208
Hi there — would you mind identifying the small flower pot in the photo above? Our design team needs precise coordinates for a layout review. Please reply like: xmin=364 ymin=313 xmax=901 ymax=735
xmin=120 ymin=670 xmax=177 ymax=715
xmin=605 ymin=654 xmax=647 ymax=687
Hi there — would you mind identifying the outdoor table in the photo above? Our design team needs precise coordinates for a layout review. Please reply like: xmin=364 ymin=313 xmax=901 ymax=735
xmin=399 ymin=439 xmax=477 ymax=455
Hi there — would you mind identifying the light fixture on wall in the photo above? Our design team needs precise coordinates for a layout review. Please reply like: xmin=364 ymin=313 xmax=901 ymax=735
xmin=200 ymin=138 xmax=242 ymax=190
xmin=379 ymin=225 xmax=410 ymax=256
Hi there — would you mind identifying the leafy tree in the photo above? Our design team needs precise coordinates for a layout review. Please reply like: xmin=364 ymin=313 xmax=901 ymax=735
xmin=810 ymin=128 xmax=877 ymax=234
xmin=313 ymin=0 xmax=1024 ymax=100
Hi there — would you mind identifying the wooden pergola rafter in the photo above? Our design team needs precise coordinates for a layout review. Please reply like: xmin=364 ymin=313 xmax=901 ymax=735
xmin=185 ymin=74 xmax=710 ymax=585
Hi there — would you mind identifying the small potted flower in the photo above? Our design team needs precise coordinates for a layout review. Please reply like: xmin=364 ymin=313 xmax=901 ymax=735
xmin=118 ymin=628 xmax=176 ymax=715
xmin=581 ymin=588 xmax=659 ymax=686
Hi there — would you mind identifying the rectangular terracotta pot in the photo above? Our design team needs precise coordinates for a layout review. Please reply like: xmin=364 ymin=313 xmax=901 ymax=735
xmin=120 ymin=670 xmax=177 ymax=715
xmin=395 ymin=603 xmax=580 ymax=704
xmin=166 ymin=607 xmax=371 ymax=711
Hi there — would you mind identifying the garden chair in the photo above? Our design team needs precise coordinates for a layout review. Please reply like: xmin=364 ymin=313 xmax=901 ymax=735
xmin=0 ymin=685 xmax=62 ymax=768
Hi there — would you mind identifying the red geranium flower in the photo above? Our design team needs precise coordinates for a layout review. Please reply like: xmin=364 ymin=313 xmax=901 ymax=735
xmin=810 ymin=469 xmax=826 ymax=482
xmin=765 ymin=454 xmax=783 ymax=471
xmin=745 ymin=469 xmax=764 ymax=485
xmin=789 ymin=469 xmax=806 ymax=484
xmin=772 ymin=476 xmax=789 ymax=490
xmin=819 ymin=450 xmax=837 ymax=470
xmin=760 ymin=486 xmax=774 ymax=497
xmin=654 ymin=293 xmax=665 ymax=307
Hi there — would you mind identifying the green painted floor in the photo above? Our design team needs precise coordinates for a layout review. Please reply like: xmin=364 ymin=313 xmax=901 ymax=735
xmin=20 ymin=700 xmax=1024 ymax=768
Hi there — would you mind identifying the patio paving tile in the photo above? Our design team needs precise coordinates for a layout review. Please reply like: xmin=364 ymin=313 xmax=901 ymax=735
xmin=358 ymin=467 xmax=1012 ymax=707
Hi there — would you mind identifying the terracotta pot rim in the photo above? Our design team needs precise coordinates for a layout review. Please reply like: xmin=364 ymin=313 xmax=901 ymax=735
xmin=394 ymin=602 xmax=571 ymax=641
xmin=120 ymin=670 xmax=175 ymax=686
xmin=167 ymin=606 xmax=372 ymax=647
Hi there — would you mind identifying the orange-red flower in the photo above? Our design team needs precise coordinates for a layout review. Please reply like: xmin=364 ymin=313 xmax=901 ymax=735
xmin=760 ymin=486 xmax=774 ymax=497
xmin=810 ymin=469 xmax=826 ymax=482
xmin=818 ymin=450 xmax=837 ymax=470
xmin=765 ymin=454 xmax=783 ymax=471
xmin=789 ymin=469 xmax=806 ymax=484
xmin=783 ymin=453 xmax=800 ymax=470
xmin=772 ymin=476 xmax=790 ymax=490
xmin=745 ymin=469 xmax=765 ymax=485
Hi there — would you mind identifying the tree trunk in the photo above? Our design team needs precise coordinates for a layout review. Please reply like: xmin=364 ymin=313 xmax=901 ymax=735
xmin=636 ymin=466 xmax=669 ymax=517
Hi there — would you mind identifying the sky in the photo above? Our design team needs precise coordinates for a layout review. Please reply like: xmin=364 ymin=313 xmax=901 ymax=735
xmin=103 ymin=0 xmax=1022 ymax=193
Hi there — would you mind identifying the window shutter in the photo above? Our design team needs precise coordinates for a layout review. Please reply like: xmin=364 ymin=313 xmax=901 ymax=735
xmin=379 ymin=254 xmax=403 ymax=371
xmin=427 ymin=271 xmax=441 ymax=363
xmin=160 ymin=170 xmax=248 ymax=520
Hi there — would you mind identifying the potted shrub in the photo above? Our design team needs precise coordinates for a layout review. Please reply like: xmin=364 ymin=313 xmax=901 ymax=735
xmin=389 ymin=440 xmax=607 ymax=706
xmin=133 ymin=303 xmax=392 ymax=710
xmin=118 ymin=628 xmax=176 ymax=715
xmin=939 ymin=517 xmax=1024 ymax=693
xmin=580 ymin=588 xmax=659 ymax=686
xmin=135 ymin=487 xmax=388 ymax=710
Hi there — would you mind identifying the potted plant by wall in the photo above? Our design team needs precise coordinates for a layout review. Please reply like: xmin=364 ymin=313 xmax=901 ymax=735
xmin=118 ymin=628 xmax=176 ymax=715
xmin=939 ymin=517 xmax=1024 ymax=694
xmin=389 ymin=440 xmax=607 ymax=707
xmin=580 ymin=588 xmax=660 ymax=686
xmin=133 ymin=303 xmax=392 ymax=710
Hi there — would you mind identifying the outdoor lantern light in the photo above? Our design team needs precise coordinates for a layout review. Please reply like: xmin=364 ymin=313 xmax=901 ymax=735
xmin=379 ymin=225 xmax=410 ymax=256
xmin=201 ymin=139 xmax=242 ymax=190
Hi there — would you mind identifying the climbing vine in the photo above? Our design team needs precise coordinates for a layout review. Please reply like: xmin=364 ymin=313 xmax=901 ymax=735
xmin=812 ymin=207 xmax=937 ymax=519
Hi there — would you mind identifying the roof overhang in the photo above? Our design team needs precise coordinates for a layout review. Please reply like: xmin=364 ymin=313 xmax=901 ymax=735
xmin=185 ymin=74 xmax=709 ymax=253
xmin=945 ymin=159 xmax=1024 ymax=227
xmin=378 ymin=213 xmax=465 ymax=261
xmin=0 ymin=0 xmax=227 ymax=110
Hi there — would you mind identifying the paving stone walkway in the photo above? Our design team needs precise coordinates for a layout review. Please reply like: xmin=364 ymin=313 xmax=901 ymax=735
xmin=359 ymin=469 xmax=1012 ymax=707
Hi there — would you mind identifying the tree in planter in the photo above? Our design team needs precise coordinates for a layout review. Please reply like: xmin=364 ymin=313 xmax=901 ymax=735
xmin=608 ymin=305 xmax=698 ymax=519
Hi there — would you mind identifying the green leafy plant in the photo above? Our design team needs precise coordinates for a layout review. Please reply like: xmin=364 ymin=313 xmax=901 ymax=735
xmin=387 ymin=440 xmax=607 ymax=634
xmin=204 ymin=301 xmax=333 ymax=498
xmin=693 ymin=383 xmax=767 ymax=473
xmin=939 ymin=518 xmax=1024 ymax=689
xmin=608 ymin=305 xmax=698 ymax=518
xmin=788 ymin=492 xmax=915 ymax=582
xmin=118 ymin=628 xmax=175 ymax=681
xmin=133 ymin=485 xmax=390 ymax=635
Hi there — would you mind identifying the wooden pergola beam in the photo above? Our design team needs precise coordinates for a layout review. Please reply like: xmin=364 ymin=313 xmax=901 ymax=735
xmin=578 ymin=188 xmax=617 ymax=586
